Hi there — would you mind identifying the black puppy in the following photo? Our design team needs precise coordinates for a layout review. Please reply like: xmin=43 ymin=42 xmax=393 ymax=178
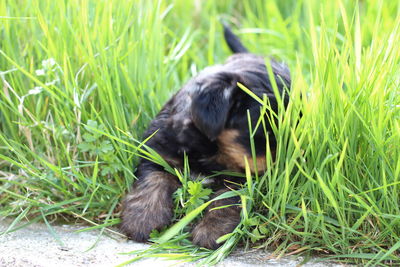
xmin=120 ymin=25 xmax=291 ymax=249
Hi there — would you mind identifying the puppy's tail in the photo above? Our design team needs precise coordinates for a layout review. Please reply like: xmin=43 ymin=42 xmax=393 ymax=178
xmin=223 ymin=23 xmax=249 ymax=53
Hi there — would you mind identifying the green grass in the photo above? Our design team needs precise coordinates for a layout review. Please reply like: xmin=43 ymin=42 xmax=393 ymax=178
xmin=1 ymin=0 xmax=400 ymax=265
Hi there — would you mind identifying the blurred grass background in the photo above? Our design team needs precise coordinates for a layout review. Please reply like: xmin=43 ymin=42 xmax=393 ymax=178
xmin=1 ymin=0 xmax=399 ymax=265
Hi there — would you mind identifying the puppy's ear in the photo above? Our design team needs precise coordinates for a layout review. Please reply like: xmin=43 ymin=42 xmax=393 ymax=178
xmin=191 ymin=72 xmax=241 ymax=141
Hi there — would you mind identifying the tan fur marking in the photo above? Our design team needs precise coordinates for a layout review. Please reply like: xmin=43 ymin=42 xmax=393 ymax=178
xmin=216 ymin=129 xmax=266 ymax=173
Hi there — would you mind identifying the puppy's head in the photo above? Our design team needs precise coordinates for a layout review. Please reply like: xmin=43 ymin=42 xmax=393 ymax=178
xmin=190 ymin=71 xmax=244 ymax=141
xmin=190 ymin=56 xmax=290 ymax=143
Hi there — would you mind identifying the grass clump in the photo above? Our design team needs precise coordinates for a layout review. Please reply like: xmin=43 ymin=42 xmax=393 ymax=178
xmin=1 ymin=0 xmax=399 ymax=266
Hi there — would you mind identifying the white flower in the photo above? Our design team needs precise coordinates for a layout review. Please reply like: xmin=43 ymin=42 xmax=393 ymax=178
xmin=35 ymin=69 xmax=45 ymax=76
xmin=42 ymin=58 xmax=56 ymax=69
xmin=28 ymin=86 xmax=43 ymax=95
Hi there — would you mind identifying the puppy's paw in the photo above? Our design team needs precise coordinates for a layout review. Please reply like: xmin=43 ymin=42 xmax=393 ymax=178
xmin=120 ymin=196 xmax=172 ymax=242
xmin=191 ymin=206 xmax=240 ymax=249
xmin=192 ymin=221 xmax=221 ymax=250
xmin=120 ymin=171 xmax=179 ymax=242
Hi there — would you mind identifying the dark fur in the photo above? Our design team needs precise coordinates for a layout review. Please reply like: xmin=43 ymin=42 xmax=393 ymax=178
xmin=192 ymin=189 xmax=241 ymax=250
xmin=120 ymin=25 xmax=291 ymax=249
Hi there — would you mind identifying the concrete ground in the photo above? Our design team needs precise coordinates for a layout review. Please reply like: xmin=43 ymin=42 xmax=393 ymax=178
xmin=0 ymin=218 xmax=345 ymax=267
